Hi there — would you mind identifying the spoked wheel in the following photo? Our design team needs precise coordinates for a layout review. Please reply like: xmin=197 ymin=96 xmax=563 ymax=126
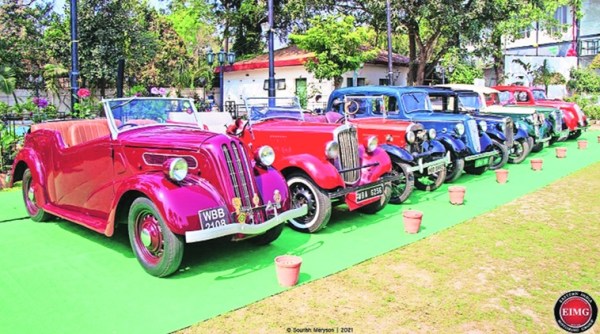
xmin=444 ymin=156 xmax=465 ymax=183
xmin=568 ymin=129 xmax=582 ymax=140
xmin=286 ymin=174 xmax=331 ymax=233
xmin=389 ymin=161 xmax=414 ymax=204
xmin=489 ymin=139 xmax=509 ymax=170
xmin=508 ymin=138 xmax=530 ymax=164
xmin=526 ymin=137 xmax=535 ymax=154
xmin=531 ymin=141 xmax=545 ymax=153
xmin=414 ymin=157 xmax=447 ymax=192
xmin=22 ymin=168 xmax=52 ymax=222
xmin=128 ymin=197 xmax=184 ymax=277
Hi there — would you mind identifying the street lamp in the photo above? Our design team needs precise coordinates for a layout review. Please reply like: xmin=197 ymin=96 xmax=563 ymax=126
xmin=206 ymin=48 xmax=235 ymax=111
xmin=386 ymin=0 xmax=394 ymax=85
xmin=435 ymin=64 xmax=446 ymax=85
xmin=262 ymin=0 xmax=275 ymax=100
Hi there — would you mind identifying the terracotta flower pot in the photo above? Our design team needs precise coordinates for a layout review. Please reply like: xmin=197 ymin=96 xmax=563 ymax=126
xmin=448 ymin=186 xmax=466 ymax=205
xmin=0 ymin=173 xmax=6 ymax=189
xmin=578 ymin=140 xmax=588 ymax=150
xmin=274 ymin=255 xmax=302 ymax=287
xmin=530 ymin=159 xmax=543 ymax=171
xmin=555 ymin=147 xmax=567 ymax=158
xmin=403 ymin=210 xmax=423 ymax=234
xmin=495 ymin=169 xmax=509 ymax=184
xmin=597 ymin=135 xmax=600 ymax=143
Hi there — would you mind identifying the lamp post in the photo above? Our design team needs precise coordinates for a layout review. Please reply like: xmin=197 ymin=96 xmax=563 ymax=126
xmin=386 ymin=0 xmax=394 ymax=85
xmin=69 ymin=0 xmax=79 ymax=112
xmin=206 ymin=48 xmax=235 ymax=111
xmin=261 ymin=0 xmax=275 ymax=99
xmin=435 ymin=64 xmax=445 ymax=84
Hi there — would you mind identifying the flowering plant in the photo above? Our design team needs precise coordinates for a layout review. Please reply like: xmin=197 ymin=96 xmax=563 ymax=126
xmin=73 ymin=88 xmax=98 ymax=119
xmin=77 ymin=88 xmax=91 ymax=98
xmin=150 ymin=87 xmax=168 ymax=97
xmin=32 ymin=97 xmax=48 ymax=109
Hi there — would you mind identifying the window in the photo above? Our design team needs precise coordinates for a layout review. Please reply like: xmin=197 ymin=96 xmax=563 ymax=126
xmin=263 ymin=79 xmax=286 ymax=90
xmin=379 ymin=78 xmax=389 ymax=86
xmin=346 ymin=77 xmax=354 ymax=87
xmin=550 ymin=6 xmax=571 ymax=34
xmin=357 ymin=78 xmax=366 ymax=86
xmin=429 ymin=96 xmax=445 ymax=111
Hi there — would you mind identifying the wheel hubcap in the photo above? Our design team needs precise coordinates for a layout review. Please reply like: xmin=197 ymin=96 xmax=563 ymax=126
xmin=291 ymin=184 xmax=316 ymax=224
xmin=138 ymin=214 xmax=163 ymax=257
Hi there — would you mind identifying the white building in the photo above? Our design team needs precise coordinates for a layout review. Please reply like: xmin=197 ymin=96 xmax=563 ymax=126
xmin=218 ymin=45 xmax=409 ymax=112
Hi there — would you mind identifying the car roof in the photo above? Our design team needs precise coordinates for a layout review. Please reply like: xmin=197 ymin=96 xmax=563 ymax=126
xmin=439 ymin=84 xmax=499 ymax=94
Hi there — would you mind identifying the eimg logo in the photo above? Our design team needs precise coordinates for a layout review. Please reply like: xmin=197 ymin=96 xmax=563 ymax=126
xmin=554 ymin=291 xmax=597 ymax=333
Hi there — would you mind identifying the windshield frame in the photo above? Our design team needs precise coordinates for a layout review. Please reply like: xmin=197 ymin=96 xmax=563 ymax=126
xmin=244 ymin=96 xmax=305 ymax=125
xmin=399 ymin=92 xmax=433 ymax=114
xmin=102 ymin=97 xmax=200 ymax=139
xmin=531 ymin=89 xmax=547 ymax=101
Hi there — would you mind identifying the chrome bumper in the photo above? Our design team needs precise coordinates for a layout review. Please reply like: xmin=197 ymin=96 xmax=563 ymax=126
xmin=409 ymin=152 xmax=450 ymax=174
xmin=185 ymin=204 xmax=308 ymax=243
xmin=464 ymin=150 xmax=498 ymax=162
xmin=554 ymin=130 xmax=569 ymax=141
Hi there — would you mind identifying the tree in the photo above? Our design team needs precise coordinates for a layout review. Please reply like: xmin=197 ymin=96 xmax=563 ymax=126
xmin=289 ymin=15 xmax=378 ymax=87
xmin=532 ymin=60 xmax=566 ymax=94
xmin=0 ymin=65 xmax=17 ymax=104
xmin=590 ymin=54 xmax=600 ymax=70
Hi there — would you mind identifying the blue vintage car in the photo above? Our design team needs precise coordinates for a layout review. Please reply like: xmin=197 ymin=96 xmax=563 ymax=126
xmin=420 ymin=86 xmax=528 ymax=169
xmin=327 ymin=86 xmax=498 ymax=183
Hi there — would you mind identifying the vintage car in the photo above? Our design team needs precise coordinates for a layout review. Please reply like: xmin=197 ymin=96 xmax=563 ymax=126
xmin=503 ymin=105 xmax=569 ymax=145
xmin=418 ymin=86 xmax=512 ymax=170
xmin=319 ymin=93 xmax=449 ymax=194
xmin=225 ymin=97 xmax=396 ymax=233
xmin=325 ymin=87 xmax=498 ymax=183
xmin=9 ymin=97 xmax=307 ymax=277
xmin=492 ymin=85 xmax=589 ymax=139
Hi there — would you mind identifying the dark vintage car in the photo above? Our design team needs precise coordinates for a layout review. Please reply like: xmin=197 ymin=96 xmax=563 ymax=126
xmin=9 ymin=97 xmax=307 ymax=277
xmin=226 ymin=97 xmax=396 ymax=233
xmin=326 ymin=87 xmax=498 ymax=183
xmin=421 ymin=86 xmax=516 ymax=169
xmin=319 ymin=94 xmax=449 ymax=194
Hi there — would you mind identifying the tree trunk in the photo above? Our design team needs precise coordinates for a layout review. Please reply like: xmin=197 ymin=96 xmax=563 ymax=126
xmin=11 ymin=91 xmax=20 ymax=107
xmin=408 ymin=29 xmax=417 ymax=86
xmin=334 ymin=76 xmax=343 ymax=89
xmin=99 ymin=78 xmax=106 ymax=98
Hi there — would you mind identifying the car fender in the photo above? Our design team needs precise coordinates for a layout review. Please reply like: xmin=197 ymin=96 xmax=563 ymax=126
xmin=277 ymin=153 xmax=345 ymax=190
xmin=106 ymin=173 xmax=228 ymax=237
xmin=10 ymin=148 xmax=49 ymax=207
xmin=514 ymin=128 xmax=529 ymax=141
xmin=479 ymin=132 xmax=494 ymax=151
xmin=437 ymin=133 xmax=468 ymax=158
xmin=424 ymin=139 xmax=446 ymax=155
xmin=360 ymin=146 xmax=392 ymax=181
xmin=252 ymin=165 xmax=291 ymax=210
xmin=380 ymin=144 xmax=414 ymax=163
xmin=485 ymin=128 xmax=506 ymax=142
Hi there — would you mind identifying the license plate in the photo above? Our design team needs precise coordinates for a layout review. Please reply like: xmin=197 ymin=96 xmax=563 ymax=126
xmin=474 ymin=158 xmax=489 ymax=168
xmin=198 ymin=207 xmax=228 ymax=229
xmin=356 ymin=185 xmax=384 ymax=202
xmin=427 ymin=164 xmax=444 ymax=175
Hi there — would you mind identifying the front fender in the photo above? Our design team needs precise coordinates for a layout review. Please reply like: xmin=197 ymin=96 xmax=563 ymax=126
xmin=479 ymin=132 xmax=494 ymax=151
xmin=485 ymin=128 xmax=506 ymax=142
xmin=108 ymin=173 xmax=229 ymax=236
xmin=360 ymin=146 xmax=392 ymax=182
xmin=425 ymin=139 xmax=446 ymax=155
xmin=10 ymin=148 xmax=49 ymax=207
xmin=437 ymin=133 xmax=468 ymax=158
xmin=514 ymin=128 xmax=529 ymax=141
xmin=252 ymin=165 xmax=291 ymax=211
xmin=380 ymin=144 xmax=414 ymax=163
xmin=277 ymin=153 xmax=345 ymax=190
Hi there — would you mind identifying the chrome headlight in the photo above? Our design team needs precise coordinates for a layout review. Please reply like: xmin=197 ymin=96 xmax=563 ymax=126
xmin=256 ymin=146 xmax=275 ymax=166
xmin=163 ymin=158 xmax=188 ymax=182
xmin=478 ymin=120 xmax=488 ymax=132
xmin=454 ymin=123 xmax=465 ymax=136
xmin=498 ymin=122 xmax=506 ymax=132
xmin=325 ymin=141 xmax=339 ymax=159
xmin=366 ymin=136 xmax=378 ymax=152
xmin=406 ymin=131 xmax=416 ymax=144
xmin=428 ymin=128 xmax=436 ymax=140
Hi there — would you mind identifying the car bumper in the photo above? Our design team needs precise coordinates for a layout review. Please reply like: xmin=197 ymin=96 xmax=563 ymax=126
xmin=553 ymin=129 xmax=570 ymax=141
xmin=184 ymin=204 xmax=308 ymax=243
xmin=409 ymin=152 xmax=450 ymax=174
xmin=464 ymin=150 xmax=498 ymax=162
xmin=327 ymin=173 xmax=399 ymax=199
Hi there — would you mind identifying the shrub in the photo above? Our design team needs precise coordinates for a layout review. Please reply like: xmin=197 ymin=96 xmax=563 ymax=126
xmin=567 ymin=68 xmax=600 ymax=94
xmin=583 ymin=104 xmax=600 ymax=120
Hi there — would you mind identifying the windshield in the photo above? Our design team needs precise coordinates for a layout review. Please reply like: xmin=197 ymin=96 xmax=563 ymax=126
xmin=245 ymin=97 xmax=304 ymax=122
xmin=340 ymin=95 xmax=388 ymax=116
xmin=489 ymin=92 xmax=506 ymax=106
xmin=401 ymin=92 xmax=432 ymax=113
xmin=532 ymin=89 xmax=547 ymax=100
xmin=103 ymin=97 xmax=199 ymax=132
xmin=457 ymin=93 xmax=481 ymax=111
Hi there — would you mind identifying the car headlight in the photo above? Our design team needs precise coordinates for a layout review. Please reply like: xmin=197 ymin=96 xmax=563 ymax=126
xmin=256 ymin=146 xmax=275 ymax=166
xmin=454 ymin=123 xmax=465 ymax=136
xmin=164 ymin=158 xmax=188 ymax=182
xmin=478 ymin=120 xmax=487 ymax=132
xmin=366 ymin=136 xmax=378 ymax=152
xmin=325 ymin=141 xmax=339 ymax=159
xmin=428 ymin=128 xmax=436 ymax=140
xmin=498 ymin=122 xmax=506 ymax=131
xmin=406 ymin=131 xmax=416 ymax=144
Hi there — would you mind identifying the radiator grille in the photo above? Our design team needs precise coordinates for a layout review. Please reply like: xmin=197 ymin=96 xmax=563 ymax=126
xmin=222 ymin=141 xmax=264 ymax=224
xmin=554 ymin=111 xmax=562 ymax=133
xmin=466 ymin=119 xmax=481 ymax=153
xmin=337 ymin=127 xmax=360 ymax=184
xmin=504 ymin=118 xmax=514 ymax=148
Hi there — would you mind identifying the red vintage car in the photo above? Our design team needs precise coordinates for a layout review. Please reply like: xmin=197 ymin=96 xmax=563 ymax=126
xmin=226 ymin=97 xmax=396 ymax=233
xmin=9 ymin=97 xmax=307 ymax=277
xmin=492 ymin=85 xmax=589 ymax=139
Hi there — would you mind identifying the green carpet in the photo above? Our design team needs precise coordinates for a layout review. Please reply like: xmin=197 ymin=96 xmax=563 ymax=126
xmin=0 ymin=131 xmax=598 ymax=334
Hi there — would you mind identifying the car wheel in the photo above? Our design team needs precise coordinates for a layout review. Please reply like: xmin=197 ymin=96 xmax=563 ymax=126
xmin=389 ymin=160 xmax=415 ymax=204
xmin=508 ymin=138 xmax=530 ymax=164
xmin=128 ymin=197 xmax=184 ymax=277
xmin=414 ymin=157 xmax=446 ymax=192
xmin=22 ymin=168 xmax=52 ymax=222
xmin=444 ymin=156 xmax=465 ymax=183
xmin=358 ymin=182 xmax=392 ymax=214
xmin=568 ymin=129 xmax=582 ymax=140
xmin=489 ymin=139 xmax=509 ymax=170
xmin=526 ymin=137 xmax=535 ymax=154
xmin=464 ymin=163 xmax=489 ymax=175
xmin=286 ymin=173 xmax=332 ymax=233
xmin=249 ymin=224 xmax=284 ymax=246
xmin=531 ymin=141 xmax=544 ymax=153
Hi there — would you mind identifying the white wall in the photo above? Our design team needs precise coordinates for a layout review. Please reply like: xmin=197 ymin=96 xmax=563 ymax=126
xmin=504 ymin=55 xmax=577 ymax=98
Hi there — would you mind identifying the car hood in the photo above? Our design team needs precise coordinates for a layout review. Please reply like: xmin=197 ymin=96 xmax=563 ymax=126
xmin=397 ymin=111 xmax=468 ymax=123
xmin=252 ymin=119 xmax=342 ymax=133
xmin=534 ymin=100 xmax=575 ymax=109
xmin=349 ymin=117 xmax=412 ymax=132
xmin=118 ymin=125 xmax=217 ymax=150
xmin=485 ymin=105 xmax=534 ymax=115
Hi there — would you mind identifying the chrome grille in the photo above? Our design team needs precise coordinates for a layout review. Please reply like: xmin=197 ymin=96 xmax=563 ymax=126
xmin=554 ymin=111 xmax=562 ymax=132
xmin=337 ymin=126 xmax=360 ymax=184
xmin=504 ymin=118 xmax=514 ymax=148
xmin=222 ymin=141 xmax=264 ymax=223
xmin=466 ymin=119 xmax=481 ymax=153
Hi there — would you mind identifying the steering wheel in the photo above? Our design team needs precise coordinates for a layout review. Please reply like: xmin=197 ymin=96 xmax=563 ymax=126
xmin=117 ymin=123 xmax=139 ymax=130
xmin=344 ymin=100 xmax=359 ymax=115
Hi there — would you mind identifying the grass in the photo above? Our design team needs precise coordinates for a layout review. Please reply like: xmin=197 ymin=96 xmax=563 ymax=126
xmin=180 ymin=162 xmax=600 ymax=334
